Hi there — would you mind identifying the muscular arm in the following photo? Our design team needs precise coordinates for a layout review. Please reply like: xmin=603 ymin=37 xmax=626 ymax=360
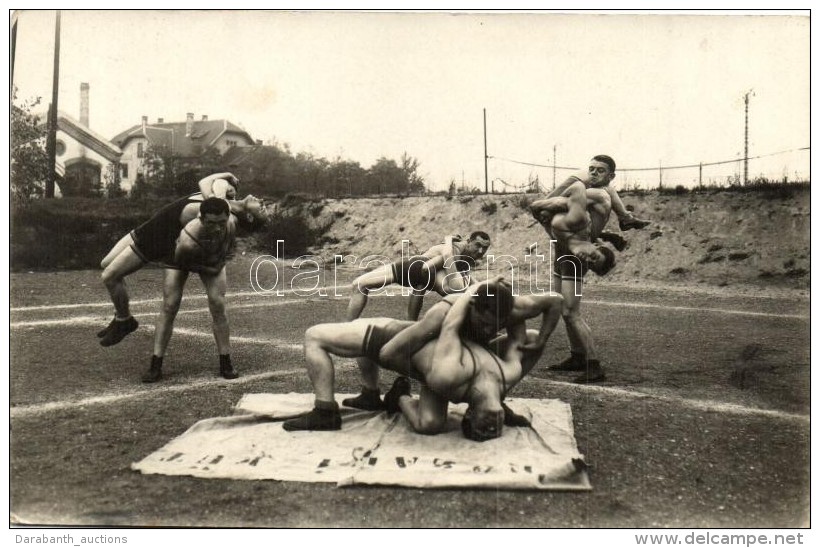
xmin=427 ymin=291 xmax=474 ymax=389
xmin=423 ymin=241 xmax=464 ymax=291
xmin=379 ymin=303 xmax=448 ymax=368
xmin=198 ymin=172 xmax=238 ymax=199
xmin=546 ymin=171 xmax=585 ymax=199
xmin=555 ymin=181 xmax=590 ymax=233
xmin=529 ymin=196 xmax=570 ymax=227
xmin=509 ymin=293 xmax=563 ymax=350
xmin=604 ymin=184 xmax=631 ymax=219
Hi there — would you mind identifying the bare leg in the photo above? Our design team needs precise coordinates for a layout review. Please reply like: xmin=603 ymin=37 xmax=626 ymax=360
xmin=345 ymin=264 xmax=396 ymax=321
xmin=397 ymin=384 xmax=449 ymax=435
xmin=406 ymin=289 xmax=425 ymax=320
xmin=101 ymin=233 xmax=136 ymax=269
xmin=355 ymin=357 xmax=380 ymax=391
xmin=201 ymin=267 xmax=230 ymax=355
xmin=153 ymin=269 xmax=189 ymax=357
xmin=100 ymin=246 xmax=146 ymax=319
xmin=553 ymin=273 xmax=596 ymax=358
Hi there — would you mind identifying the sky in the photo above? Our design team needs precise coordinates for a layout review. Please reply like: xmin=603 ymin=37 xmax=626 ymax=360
xmin=10 ymin=9 xmax=810 ymax=191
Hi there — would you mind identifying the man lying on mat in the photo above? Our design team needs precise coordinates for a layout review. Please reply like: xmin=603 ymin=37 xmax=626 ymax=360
xmin=283 ymin=281 xmax=563 ymax=441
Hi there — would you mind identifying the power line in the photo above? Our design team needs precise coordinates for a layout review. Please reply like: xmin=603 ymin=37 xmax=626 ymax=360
xmin=488 ymin=146 xmax=809 ymax=173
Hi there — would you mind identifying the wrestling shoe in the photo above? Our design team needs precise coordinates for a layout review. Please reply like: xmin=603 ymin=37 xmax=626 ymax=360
xmin=548 ymin=352 xmax=586 ymax=372
xmin=573 ymin=360 xmax=606 ymax=384
xmin=99 ymin=316 xmax=139 ymax=347
xmin=342 ymin=389 xmax=384 ymax=411
xmin=97 ymin=317 xmax=117 ymax=338
xmin=219 ymin=355 xmax=239 ymax=380
xmin=282 ymin=406 xmax=342 ymax=431
xmin=598 ymin=231 xmax=628 ymax=252
xmin=142 ymin=356 xmax=163 ymax=383
xmin=501 ymin=402 xmax=531 ymax=428
xmin=618 ymin=215 xmax=650 ymax=231
xmin=383 ymin=376 xmax=412 ymax=414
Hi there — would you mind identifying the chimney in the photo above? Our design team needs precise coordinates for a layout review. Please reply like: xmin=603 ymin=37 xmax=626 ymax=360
xmin=201 ymin=115 xmax=208 ymax=121
xmin=80 ymin=83 xmax=89 ymax=127
xmin=157 ymin=117 xmax=164 ymax=124
xmin=141 ymin=116 xmax=147 ymax=131
xmin=186 ymin=113 xmax=194 ymax=136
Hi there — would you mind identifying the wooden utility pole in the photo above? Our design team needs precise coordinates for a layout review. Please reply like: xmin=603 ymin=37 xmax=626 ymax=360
xmin=743 ymin=89 xmax=754 ymax=185
xmin=483 ymin=108 xmax=488 ymax=194
xmin=45 ymin=10 xmax=61 ymax=198
xmin=658 ymin=160 xmax=663 ymax=189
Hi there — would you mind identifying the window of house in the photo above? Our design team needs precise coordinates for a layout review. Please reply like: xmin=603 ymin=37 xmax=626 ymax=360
xmin=120 ymin=164 xmax=129 ymax=179
xmin=137 ymin=142 xmax=144 ymax=158
xmin=55 ymin=140 xmax=66 ymax=156
xmin=226 ymin=139 xmax=237 ymax=148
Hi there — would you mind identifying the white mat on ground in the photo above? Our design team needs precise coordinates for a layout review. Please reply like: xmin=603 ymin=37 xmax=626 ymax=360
xmin=132 ymin=393 xmax=590 ymax=490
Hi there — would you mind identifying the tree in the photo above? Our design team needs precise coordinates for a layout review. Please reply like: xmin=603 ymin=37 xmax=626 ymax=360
xmin=142 ymin=144 xmax=177 ymax=197
xmin=10 ymin=86 xmax=49 ymax=205
xmin=326 ymin=158 xmax=366 ymax=197
xmin=104 ymin=163 xmax=126 ymax=198
xmin=367 ymin=157 xmax=406 ymax=195
xmin=400 ymin=152 xmax=426 ymax=195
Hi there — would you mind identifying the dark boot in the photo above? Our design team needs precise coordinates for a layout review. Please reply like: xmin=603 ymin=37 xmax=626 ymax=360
xmin=574 ymin=359 xmax=606 ymax=384
xmin=342 ymin=387 xmax=384 ymax=411
xmin=383 ymin=377 xmax=412 ymax=414
xmin=619 ymin=215 xmax=650 ymax=231
xmin=282 ymin=401 xmax=342 ymax=431
xmin=99 ymin=316 xmax=139 ymax=347
xmin=219 ymin=354 xmax=239 ymax=380
xmin=549 ymin=352 xmax=586 ymax=372
xmin=142 ymin=355 xmax=163 ymax=383
xmin=599 ymin=231 xmax=628 ymax=252
xmin=97 ymin=316 xmax=117 ymax=338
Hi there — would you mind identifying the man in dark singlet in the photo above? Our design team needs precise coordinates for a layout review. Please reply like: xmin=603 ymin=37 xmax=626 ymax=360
xmin=283 ymin=281 xmax=563 ymax=440
xmin=345 ymin=231 xmax=491 ymax=322
xmin=98 ymin=175 xmax=265 ymax=382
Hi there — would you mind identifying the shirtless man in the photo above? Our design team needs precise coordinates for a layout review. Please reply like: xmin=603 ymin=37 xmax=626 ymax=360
xmin=548 ymin=154 xmax=649 ymax=231
xmin=341 ymin=276 xmax=565 ymax=411
xmin=345 ymin=231 xmax=491 ymax=321
xmin=283 ymin=281 xmax=563 ymax=441
xmin=98 ymin=177 xmax=265 ymax=381
xmin=529 ymin=166 xmax=617 ymax=383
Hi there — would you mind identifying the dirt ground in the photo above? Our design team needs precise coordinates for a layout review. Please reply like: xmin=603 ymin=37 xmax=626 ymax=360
xmin=8 ymin=187 xmax=812 ymax=529
xmin=9 ymin=255 xmax=810 ymax=528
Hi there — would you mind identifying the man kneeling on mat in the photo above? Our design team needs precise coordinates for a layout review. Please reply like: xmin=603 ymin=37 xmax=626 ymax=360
xmin=283 ymin=281 xmax=563 ymax=441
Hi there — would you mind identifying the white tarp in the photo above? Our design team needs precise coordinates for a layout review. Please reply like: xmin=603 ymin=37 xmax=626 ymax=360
xmin=132 ymin=393 xmax=590 ymax=491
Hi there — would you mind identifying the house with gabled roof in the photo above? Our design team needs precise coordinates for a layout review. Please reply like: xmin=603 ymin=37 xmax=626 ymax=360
xmin=111 ymin=113 xmax=255 ymax=193
xmin=34 ymin=84 xmax=123 ymax=196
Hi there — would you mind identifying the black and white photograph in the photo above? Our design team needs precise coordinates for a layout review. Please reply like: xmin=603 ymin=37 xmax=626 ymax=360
xmin=7 ymin=8 xmax=811 ymax=537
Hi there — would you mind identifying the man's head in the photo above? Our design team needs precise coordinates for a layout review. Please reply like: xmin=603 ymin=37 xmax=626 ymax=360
xmin=461 ymin=403 xmax=504 ymax=442
xmin=576 ymin=243 xmax=616 ymax=276
xmin=462 ymin=231 xmax=491 ymax=260
xmin=461 ymin=281 xmax=514 ymax=342
xmin=237 ymin=195 xmax=268 ymax=230
xmin=588 ymin=155 xmax=616 ymax=188
xmin=198 ymin=197 xmax=231 ymax=234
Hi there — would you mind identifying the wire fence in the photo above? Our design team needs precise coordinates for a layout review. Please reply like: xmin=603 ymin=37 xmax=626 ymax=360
xmin=487 ymin=146 xmax=810 ymax=191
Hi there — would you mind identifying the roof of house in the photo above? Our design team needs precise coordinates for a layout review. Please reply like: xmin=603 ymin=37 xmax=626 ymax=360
xmin=34 ymin=110 xmax=123 ymax=162
xmin=111 ymin=119 xmax=254 ymax=156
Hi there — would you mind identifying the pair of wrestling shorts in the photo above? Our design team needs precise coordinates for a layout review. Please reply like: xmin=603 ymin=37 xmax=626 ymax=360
xmin=390 ymin=255 xmax=437 ymax=291
xmin=552 ymin=254 xmax=589 ymax=282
